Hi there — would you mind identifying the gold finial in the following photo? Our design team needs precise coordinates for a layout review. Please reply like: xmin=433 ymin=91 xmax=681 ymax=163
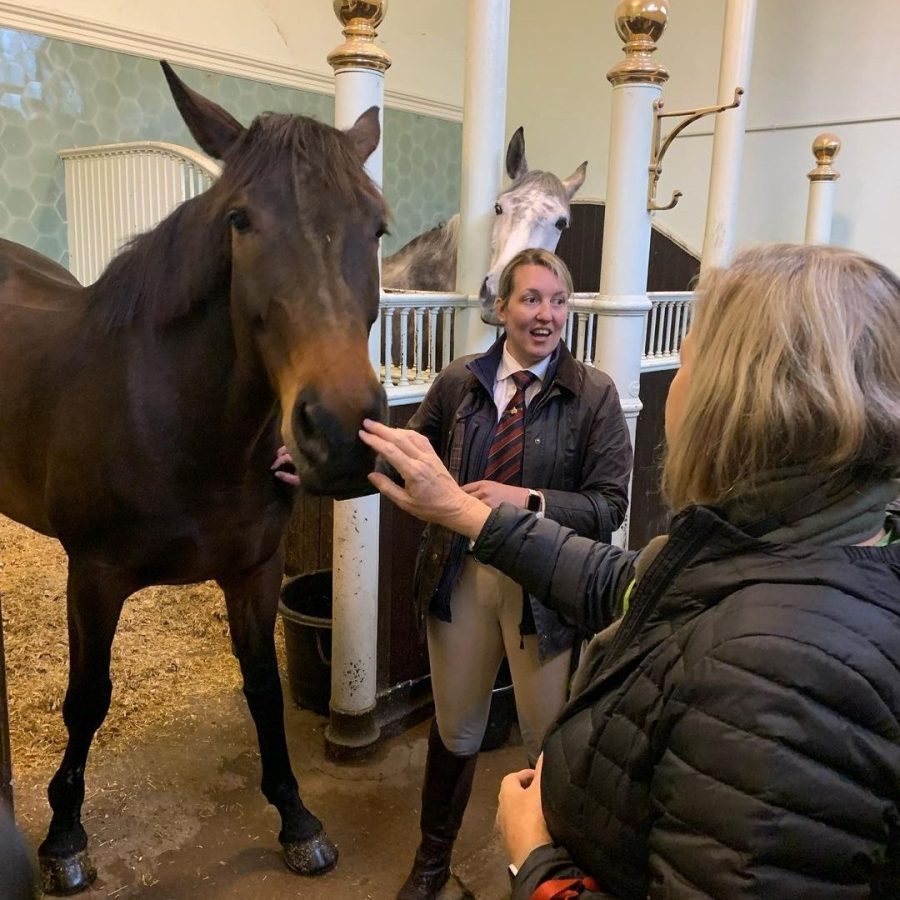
xmin=328 ymin=1 xmax=391 ymax=73
xmin=808 ymin=132 xmax=841 ymax=182
xmin=608 ymin=0 xmax=670 ymax=86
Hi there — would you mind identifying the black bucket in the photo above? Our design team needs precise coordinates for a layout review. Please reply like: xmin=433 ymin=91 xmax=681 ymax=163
xmin=279 ymin=570 xmax=332 ymax=715
xmin=481 ymin=658 xmax=517 ymax=752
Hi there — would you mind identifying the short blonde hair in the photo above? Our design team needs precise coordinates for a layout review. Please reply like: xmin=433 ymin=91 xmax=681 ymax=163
xmin=664 ymin=243 xmax=900 ymax=509
xmin=496 ymin=248 xmax=574 ymax=310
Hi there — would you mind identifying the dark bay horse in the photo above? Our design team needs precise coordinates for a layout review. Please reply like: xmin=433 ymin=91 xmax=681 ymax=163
xmin=0 ymin=62 xmax=387 ymax=894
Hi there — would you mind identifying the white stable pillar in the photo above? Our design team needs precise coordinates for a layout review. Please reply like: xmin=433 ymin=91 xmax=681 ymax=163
xmin=594 ymin=2 xmax=670 ymax=546
xmin=325 ymin=0 xmax=391 ymax=759
xmin=804 ymin=133 xmax=841 ymax=245
xmin=701 ymin=0 xmax=757 ymax=271
xmin=454 ymin=0 xmax=511 ymax=356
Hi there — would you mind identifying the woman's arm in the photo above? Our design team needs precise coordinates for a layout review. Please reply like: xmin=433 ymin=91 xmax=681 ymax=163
xmin=361 ymin=421 xmax=636 ymax=633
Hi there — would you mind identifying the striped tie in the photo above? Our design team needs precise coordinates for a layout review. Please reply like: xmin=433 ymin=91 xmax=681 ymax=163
xmin=483 ymin=370 xmax=537 ymax=485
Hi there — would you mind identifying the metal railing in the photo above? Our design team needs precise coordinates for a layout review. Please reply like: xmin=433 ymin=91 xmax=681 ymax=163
xmin=380 ymin=289 xmax=693 ymax=402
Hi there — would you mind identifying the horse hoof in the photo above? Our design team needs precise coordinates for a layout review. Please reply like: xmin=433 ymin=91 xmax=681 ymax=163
xmin=39 ymin=848 xmax=97 ymax=896
xmin=283 ymin=829 xmax=338 ymax=876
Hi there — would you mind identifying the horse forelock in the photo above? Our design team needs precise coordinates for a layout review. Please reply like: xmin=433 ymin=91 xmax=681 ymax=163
xmin=228 ymin=113 xmax=383 ymax=210
xmin=88 ymin=112 xmax=384 ymax=332
xmin=502 ymin=170 xmax=569 ymax=211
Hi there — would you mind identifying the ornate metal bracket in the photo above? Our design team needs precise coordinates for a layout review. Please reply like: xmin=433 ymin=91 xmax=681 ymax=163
xmin=647 ymin=87 xmax=744 ymax=211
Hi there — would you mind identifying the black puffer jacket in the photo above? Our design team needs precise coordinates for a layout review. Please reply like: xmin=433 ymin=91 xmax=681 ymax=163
xmin=474 ymin=504 xmax=900 ymax=898
xmin=407 ymin=337 xmax=632 ymax=659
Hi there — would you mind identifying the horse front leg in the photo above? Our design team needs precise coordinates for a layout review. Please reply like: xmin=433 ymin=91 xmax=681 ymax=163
xmin=218 ymin=553 xmax=337 ymax=877
xmin=39 ymin=562 xmax=130 ymax=896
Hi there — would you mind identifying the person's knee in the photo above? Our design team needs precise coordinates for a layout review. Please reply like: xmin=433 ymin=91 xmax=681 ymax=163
xmin=0 ymin=804 xmax=38 ymax=900
xmin=434 ymin=717 xmax=485 ymax=756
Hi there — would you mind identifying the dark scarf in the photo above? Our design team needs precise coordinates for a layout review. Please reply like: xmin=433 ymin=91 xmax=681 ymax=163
xmin=719 ymin=468 xmax=898 ymax=546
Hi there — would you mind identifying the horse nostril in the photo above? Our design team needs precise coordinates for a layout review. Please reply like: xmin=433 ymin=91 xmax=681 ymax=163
xmin=478 ymin=277 xmax=490 ymax=303
xmin=293 ymin=395 xmax=317 ymax=444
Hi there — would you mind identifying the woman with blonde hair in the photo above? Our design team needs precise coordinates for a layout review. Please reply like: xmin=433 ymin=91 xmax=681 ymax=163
xmin=363 ymin=243 xmax=900 ymax=898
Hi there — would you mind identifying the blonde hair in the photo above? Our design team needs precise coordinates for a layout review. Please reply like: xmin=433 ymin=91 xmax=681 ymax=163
xmin=496 ymin=248 xmax=574 ymax=310
xmin=664 ymin=243 xmax=900 ymax=509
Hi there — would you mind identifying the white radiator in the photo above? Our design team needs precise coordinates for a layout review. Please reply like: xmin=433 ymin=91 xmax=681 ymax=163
xmin=60 ymin=141 xmax=221 ymax=286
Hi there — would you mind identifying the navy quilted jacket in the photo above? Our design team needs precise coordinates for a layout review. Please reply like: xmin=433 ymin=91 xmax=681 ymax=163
xmin=474 ymin=504 xmax=900 ymax=898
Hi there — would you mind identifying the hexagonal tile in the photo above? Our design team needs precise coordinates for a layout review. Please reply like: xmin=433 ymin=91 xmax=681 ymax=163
xmin=7 ymin=218 xmax=38 ymax=246
xmin=34 ymin=203 xmax=61 ymax=236
xmin=1 ymin=156 xmax=33 ymax=188
xmin=4 ymin=187 xmax=33 ymax=217
xmin=2 ymin=122 xmax=29 ymax=155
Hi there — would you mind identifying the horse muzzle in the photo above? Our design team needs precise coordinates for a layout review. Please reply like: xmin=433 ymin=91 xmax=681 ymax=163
xmin=478 ymin=277 xmax=503 ymax=326
xmin=287 ymin=382 xmax=387 ymax=499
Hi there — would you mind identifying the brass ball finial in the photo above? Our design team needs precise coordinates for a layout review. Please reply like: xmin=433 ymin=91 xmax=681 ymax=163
xmin=615 ymin=0 xmax=669 ymax=46
xmin=808 ymin=132 xmax=841 ymax=182
xmin=328 ymin=0 xmax=391 ymax=73
xmin=609 ymin=1 xmax=669 ymax=86
xmin=333 ymin=1 xmax=387 ymax=30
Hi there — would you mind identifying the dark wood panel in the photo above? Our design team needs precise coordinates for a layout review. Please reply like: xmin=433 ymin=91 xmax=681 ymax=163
xmin=378 ymin=404 xmax=430 ymax=690
xmin=631 ymin=369 xmax=675 ymax=549
xmin=556 ymin=201 xmax=700 ymax=294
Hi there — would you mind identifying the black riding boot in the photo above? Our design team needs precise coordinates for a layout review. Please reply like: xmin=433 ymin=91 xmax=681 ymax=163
xmin=397 ymin=721 xmax=478 ymax=900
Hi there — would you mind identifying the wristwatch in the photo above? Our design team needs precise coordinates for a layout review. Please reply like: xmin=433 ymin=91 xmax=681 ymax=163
xmin=526 ymin=489 xmax=544 ymax=516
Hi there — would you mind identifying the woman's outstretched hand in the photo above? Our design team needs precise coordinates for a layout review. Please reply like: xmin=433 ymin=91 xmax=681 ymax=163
xmin=360 ymin=419 xmax=491 ymax=540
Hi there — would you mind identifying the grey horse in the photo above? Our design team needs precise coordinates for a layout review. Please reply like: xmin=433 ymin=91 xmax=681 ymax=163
xmin=382 ymin=127 xmax=586 ymax=325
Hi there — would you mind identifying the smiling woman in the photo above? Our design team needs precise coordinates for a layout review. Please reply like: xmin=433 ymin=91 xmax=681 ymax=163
xmin=385 ymin=248 xmax=633 ymax=900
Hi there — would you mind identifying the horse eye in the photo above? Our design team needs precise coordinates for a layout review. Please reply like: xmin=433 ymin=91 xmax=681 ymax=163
xmin=555 ymin=217 xmax=569 ymax=231
xmin=375 ymin=223 xmax=390 ymax=239
xmin=494 ymin=203 xmax=503 ymax=215
xmin=227 ymin=208 xmax=251 ymax=233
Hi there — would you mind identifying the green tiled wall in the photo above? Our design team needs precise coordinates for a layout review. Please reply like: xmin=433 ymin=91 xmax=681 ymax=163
xmin=0 ymin=27 xmax=461 ymax=267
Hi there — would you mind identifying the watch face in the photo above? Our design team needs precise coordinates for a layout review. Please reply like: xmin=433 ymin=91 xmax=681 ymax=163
xmin=527 ymin=491 xmax=541 ymax=512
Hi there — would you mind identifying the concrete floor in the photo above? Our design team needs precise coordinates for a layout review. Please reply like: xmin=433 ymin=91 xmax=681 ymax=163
xmin=12 ymin=689 xmax=524 ymax=899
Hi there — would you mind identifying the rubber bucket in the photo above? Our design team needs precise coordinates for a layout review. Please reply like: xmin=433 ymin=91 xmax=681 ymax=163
xmin=481 ymin=658 xmax=517 ymax=752
xmin=279 ymin=570 xmax=332 ymax=715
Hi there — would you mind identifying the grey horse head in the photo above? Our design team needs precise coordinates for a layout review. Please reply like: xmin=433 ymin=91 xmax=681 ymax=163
xmin=479 ymin=127 xmax=587 ymax=324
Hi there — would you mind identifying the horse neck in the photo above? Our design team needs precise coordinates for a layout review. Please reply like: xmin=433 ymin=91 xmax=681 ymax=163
xmin=382 ymin=214 xmax=459 ymax=291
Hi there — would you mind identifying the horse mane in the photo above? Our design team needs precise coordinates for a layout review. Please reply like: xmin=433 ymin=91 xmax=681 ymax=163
xmin=88 ymin=112 xmax=381 ymax=332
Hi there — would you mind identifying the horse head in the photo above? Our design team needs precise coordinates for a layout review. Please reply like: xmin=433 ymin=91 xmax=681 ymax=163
xmin=479 ymin=127 xmax=587 ymax=324
xmin=162 ymin=63 xmax=387 ymax=499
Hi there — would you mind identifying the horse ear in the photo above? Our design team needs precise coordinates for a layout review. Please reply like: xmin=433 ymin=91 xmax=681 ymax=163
xmin=562 ymin=161 xmax=588 ymax=200
xmin=346 ymin=107 xmax=381 ymax=163
xmin=506 ymin=126 xmax=528 ymax=181
xmin=161 ymin=61 xmax=245 ymax=160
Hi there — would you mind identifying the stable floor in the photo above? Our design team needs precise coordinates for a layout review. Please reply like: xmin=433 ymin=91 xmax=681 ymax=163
xmin=12 ymin=693 xmax=522 ymax=900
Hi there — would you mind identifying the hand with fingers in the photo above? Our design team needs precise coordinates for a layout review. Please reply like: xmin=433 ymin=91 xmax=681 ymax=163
xmin=461 ymin=480 xmax=529 ymax=509
xmin=497 ymin=754 xmax=553 ymax=869
xmin=360 ymin=419 xmax=491 ymax=539
xmin=271 ymin=445 xmax=300 ymax=486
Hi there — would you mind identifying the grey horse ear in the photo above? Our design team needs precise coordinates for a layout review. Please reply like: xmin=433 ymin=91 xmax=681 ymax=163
xmin=562 ymin=161 xmax=588 ymax=200
xmin=346 ymin=107 xmax=381 ymax=163
xmin=506 ymin=126 xmax=528 ymax=181
xmin=161 ymin=61 xmax=245 ymax=160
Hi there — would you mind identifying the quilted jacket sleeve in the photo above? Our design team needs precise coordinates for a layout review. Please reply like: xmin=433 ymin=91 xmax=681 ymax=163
xmin=473 ymin=504 xmax=637 ymax=633
xmin=513 ymin=844 xmax=617 ymax=899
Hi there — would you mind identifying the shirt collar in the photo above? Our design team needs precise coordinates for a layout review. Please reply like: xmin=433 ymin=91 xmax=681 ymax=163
xmin=497 ymin=343 xmax=552 ymax=384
